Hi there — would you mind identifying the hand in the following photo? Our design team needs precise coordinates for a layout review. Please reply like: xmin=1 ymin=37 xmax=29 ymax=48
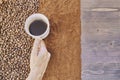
xmin=26 ymin=39 xmax=51 ymax=80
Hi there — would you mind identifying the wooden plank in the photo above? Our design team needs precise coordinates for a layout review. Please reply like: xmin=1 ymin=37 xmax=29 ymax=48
xmin=39 ymin=0 xmax=81 ymax=80
xmin=81 ymin=0 xmax=120 ymax=80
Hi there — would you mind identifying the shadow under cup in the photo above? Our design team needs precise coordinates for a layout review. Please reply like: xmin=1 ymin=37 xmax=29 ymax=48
xmin=25 ymin=13 xmax=50 ymax=39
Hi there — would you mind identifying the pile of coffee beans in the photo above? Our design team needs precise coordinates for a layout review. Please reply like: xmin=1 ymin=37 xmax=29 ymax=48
xmin=0 ymin=0 xmax=39 ymax=79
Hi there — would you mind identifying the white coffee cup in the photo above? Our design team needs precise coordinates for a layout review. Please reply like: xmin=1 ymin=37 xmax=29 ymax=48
xmin=25 ymin=13 xmax=50 ymax=39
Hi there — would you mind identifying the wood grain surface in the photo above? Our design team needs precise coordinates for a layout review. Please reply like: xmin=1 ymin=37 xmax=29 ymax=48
xmin=39 ymin=0 xmax=81 ymax=80
xmin=81 ymin=0 xmax=120 ymax=80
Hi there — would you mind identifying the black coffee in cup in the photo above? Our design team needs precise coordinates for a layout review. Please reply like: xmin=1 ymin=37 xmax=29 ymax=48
xmin=29 ymin=20 xmax=47 ymax=36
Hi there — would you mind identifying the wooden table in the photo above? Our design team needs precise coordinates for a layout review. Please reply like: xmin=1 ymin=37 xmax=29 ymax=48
xmin=39 ymin=0 xmax=81 ymax=80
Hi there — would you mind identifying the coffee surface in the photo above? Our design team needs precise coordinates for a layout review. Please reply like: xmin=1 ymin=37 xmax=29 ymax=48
xmin=29 ymin=20 xmax=47 ymax=36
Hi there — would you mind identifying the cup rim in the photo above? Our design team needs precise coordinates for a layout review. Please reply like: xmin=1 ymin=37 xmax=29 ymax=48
xmin=25 ymin=13 xmax=50 ymax=39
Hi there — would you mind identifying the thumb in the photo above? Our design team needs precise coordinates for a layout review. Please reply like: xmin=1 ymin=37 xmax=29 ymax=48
xmin=31 ymin=38 xmax=42 ymax=58
xmin=38 ymin=40 xmax=48 ymax=57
